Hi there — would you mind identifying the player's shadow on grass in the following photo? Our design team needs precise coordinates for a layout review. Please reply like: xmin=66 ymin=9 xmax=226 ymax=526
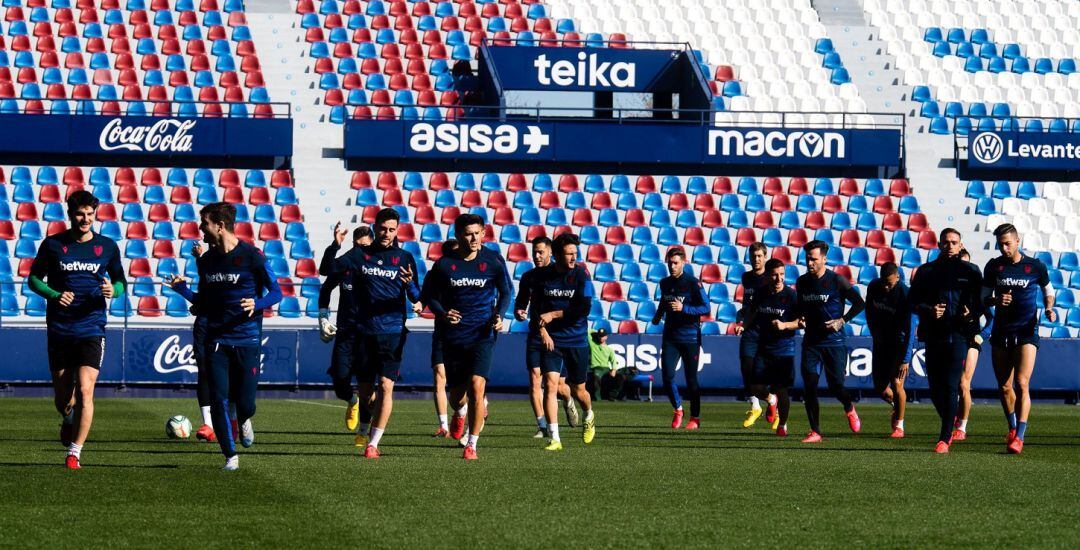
xmin=0 ymin=462 xmax=179 ymax=469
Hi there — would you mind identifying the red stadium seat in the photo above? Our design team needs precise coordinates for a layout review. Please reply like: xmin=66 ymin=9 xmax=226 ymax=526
xmin=381 ymin=188 xmax=403 ymax=207
xmin=804 ymin=211 xmax=825 ymax=230
xmin=821 ymin=195 xmax=842 ymax=214
xmin=788 ymin=177 xmax=809 ymax=195
xmin=772 ymin=246 xmax=793 ymax=265
xmin=249 ymin=187 xmax=271 ymax=205
xmin=699 ymin=264 xmax=722 ymax=283
xmin=396 ymin=223 xmax=415 ymax=242
xmin=539 ymin=191 xmax=560 ymax=209
xmin=460 ymin=190 xmax=481 ymax=208
xmin=439 ymin=206 xmax=461 ymax=225
xmin=152 ymin=239 xmax=175 ymax=258
xmin=377 ymin=171 xmax=398 ymax=190
xmin=147 ymin=203 xmax=170 ymax=222
xmin=493 ymin=207 xmax=515 ymax=226
xmin=917 ymin=230 xmax=938 ymax=250
xmin=693 ymin=194 xmax=715 ymax=212
xmin=753 ymin=211 xmax=774 ymax=229
xmin=840 ymin=229 xmax=861 ymax=248
xmin=683 ymin=227 xmax=705 ymax=246
xmin=258 ymin=223 xmax=281 ymax=241
xmin=0 ymin=220 xmax=12 ymax=240
xmin=170 ymin=186 xmax=192 ymax=204
xmin=873 ymin=196 xmax=894 ymax=214
xmin=668 ymin=193 xmax=688 ymax=211
xmin=234 ymin=222 xmax=255 ymax=243
xmin=295 ymin=259 xmax=318 ymax=278
xmin=179 ymin=222 xmax=200 ymax=240
xmin=770 ymin=194 xmax=791 ymax=212
xmin=701 ymin=209 xmax=723 ymax=228
xmin=875 ymin=248 xmax=896 ymax=266
xmin=907 ymin=213 xmax=929 ymax=232
xmin=129 ymin=258 xmax=151 ymax=277
xmin=138 ymin=296 xmax=163 ymax=317
xmin=762 ymin=177 xmax=783 ymax=196
xmin=838 ymin=178 xmax=859 ymax=196
xmin=787 ymin=228 xmax=808 ymax=248
xmin=889 ymin=179 xmax=911 ymax=197
xmin=623 ymin=209 xmax=645 ymax=227
xmin=414 ymin=206 xmax=435 ymax=225
xmin=279 ymin=205 xmax=302 ymax=223
xmin=222 ymin=187 xmax=244 ymax=204
xmin=865 ymin=230 xmax=887 ymax=249
xmin=835 ymin=265 xmax=854 ymax=284
xmin=558 ymin=174 xmax=579 ymax=193
xmin=506 ymin=243 xmax=528 ymax=262
xmin=617 ymin=321 xmax=639 ymax=334
xmin=486 ymin=191 xmax=507 ymax=209
xmin=571 ymin=209 xmax=594 ymax=227
xmin=47 ymin=221 xmax=66 ymax=236
xmin=635 ymin=175 xmax=656 ymax=194
xmin=601 ymin=282 xmax=624 ymax=302
xmin=881 ymin=213 xmax=903 ymax=232
xmin=735 ymin=227 xmax=757 ymax=247
xmin=605 ymin=226 xmax=626 ymax=245
xmin=350 ymin=171 xmax=372 ymax=190
xmin=587 ymin=244 xmax=608 ymax=263
xmin=126 ymin=222 xmax=148 ymax=240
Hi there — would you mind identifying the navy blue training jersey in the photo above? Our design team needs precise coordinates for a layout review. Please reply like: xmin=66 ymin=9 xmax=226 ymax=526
xmin=739 ymin=270 xmax=770 ymax=337
xmin=530 ymin=264 xmax=594 ymax=348
xmin=514 ymin=264 xmax=547 ymax=340
xmin=317 ymin=244 xmax=359 ymax=327
xmin=983 ymin=254 xmax=1050 ymax=338
xmin=30 ymin=232 xmax=125 ymax=338
xmin=909 ymin=255 xmax=983 ymax=341
xmin=658 ymin=271 xmax=710 ymax=344
xmin=421 ymin=247 xmax=511 ymax=345
xmin=795 ymin=269 xmax=864 ymax=347
xmin=331 ymin=244 xmax=420 ymax=335
xmin=864 ymin=279 xmax=914 ymax=347
xmin=194 ymin=240 xmax=282 ymax=347
xmin=748 ymin=285 xmax=799 ymax=356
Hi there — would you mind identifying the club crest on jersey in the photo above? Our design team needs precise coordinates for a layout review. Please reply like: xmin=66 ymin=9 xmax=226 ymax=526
xmin=392 ymin=256 xmax=400 ymax=266
xmin=94 ymin=245 xmax=103 ymax=256
xmin=451 ymin=264 xmax=458 ymax=271
xmin=1024 ymin=265 xmax=1032 ymax=273
xmin=62 ymin=246 xmax=68 ymax=254
xmin=233 ymin=256 xmax=243 ymax=266
xmin=479 ymin=263 xmax=487 ymax=272
xmin=998 ymin=265 xmax=1005 ymax=272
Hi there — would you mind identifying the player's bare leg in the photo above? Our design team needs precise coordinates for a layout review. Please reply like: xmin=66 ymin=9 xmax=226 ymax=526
xmin=432 ymin=363 xmax=449 ymax=436
xmin=991 ymin=346 xmax=1018 ymax=441
xmin=954 ymin=349 xmax=978 ymax=439
xmin=51 ymin=367 xmax=77 ymax=446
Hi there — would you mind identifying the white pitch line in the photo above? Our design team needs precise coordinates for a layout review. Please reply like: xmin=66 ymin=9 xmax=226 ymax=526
xmin=286 ymin=399 xmax=346 ymax=409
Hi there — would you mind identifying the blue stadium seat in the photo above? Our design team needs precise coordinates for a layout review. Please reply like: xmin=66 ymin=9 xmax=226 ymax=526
xmin=975 ymin=198 xmax=997 ymax=215
xmin=593 ymin=262 xmax=616 ymax=282
xmin=278 ymin=297 xmax=301 ymax=318
xmin=647 ymin=264 xmax=668 ymax=283
xmin=1059 ymin=253 xmax=1079 ymax=272
xmin=608 ymin=301 xmax=631 ymax=321
xmin=1016 ymin=181 xmax=1038 ymax=200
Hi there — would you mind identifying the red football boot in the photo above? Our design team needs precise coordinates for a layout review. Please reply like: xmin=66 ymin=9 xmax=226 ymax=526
xmin=934 ymin=440 xmax=950 ymax=454
xmin=363 ymin=445 xmax=380 ymax=459
xmin=950 ymin=429 xmax=966 ymax=441
xmin=801 ymin=431 xmax=823 ymax=443
xmin=846 ymin=408 xmax=861 ymax=433
xmin=65 ymin=454 xmax=81 ymax=469
xmin=196 ymin=424 xmax=216 ymax=442
xmin=449 ymin=414 xmax=466 ymax=440
xmin=671 ymin=409 xmax=684 ymax=429
xmin=685 ymin=417 xmax=700 ymax=431
xmin=1006 ymin=437 xmax=1024 ymax=454
xmin=463 ymin=445 xmax=478 ymax=460
xmin=1005 ymin=428 xmax=1017 ymax=444
xmin=776 ymin=426 xmax=788 ymax=437
xmin=765 ymin=403 xmax=777 ymax=424
xmin=890 ymin=427 xmax=905 ymax=439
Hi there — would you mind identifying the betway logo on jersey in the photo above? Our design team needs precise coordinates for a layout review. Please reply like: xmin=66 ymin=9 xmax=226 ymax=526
xmin=362 ymin=265 xmax=398 ymax=279
xmin=409 ymin=123 xmax=549 ymax=155
xmin=869 ymin=300 xmax=897 ymax=314
xmin=59 ymin=260 xmax=101 ymax=272
xmin=757 ymin=306 xmax=789 ymax=316
xmin=800 ymin=293 xmax=830 ymax=303
xmin=708 ymin=130 xmax=845 ymax=159
xmin=534 ymin=52 xmax=636 ymax=88
xmin=98 ymin=118 xmax=196 ymax=153
xmin=998 ymin=277 xmax=1031 ymax=287
xmin=545 ymin=288 xmax=576 ymax=298
xmin=449 ymin=277 xmax=487 ymax=288
xmin=205 ymin=272 xmax=240 ymax=284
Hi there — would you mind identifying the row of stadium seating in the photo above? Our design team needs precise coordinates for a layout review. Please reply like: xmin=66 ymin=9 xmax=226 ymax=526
xmin=968 ymin=178 xmax=1080 ymax=253
xmin=0 ymin=0 xmax=269 ymax=109
xmin=866 ymin=0 xmax=1080 ymax=134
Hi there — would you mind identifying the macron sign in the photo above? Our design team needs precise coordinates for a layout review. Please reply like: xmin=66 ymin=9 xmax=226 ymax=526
xmin=968 ymin=131 xmax=1080 ymax=170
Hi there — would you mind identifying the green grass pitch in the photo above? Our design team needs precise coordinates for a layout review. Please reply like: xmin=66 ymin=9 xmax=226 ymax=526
xmin=1 ymin=397 xmax=1078 ymax=548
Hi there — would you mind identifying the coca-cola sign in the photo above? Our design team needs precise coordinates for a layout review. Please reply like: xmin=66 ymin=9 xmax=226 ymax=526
xmin=98 ymin=118 xmax=196 ymax=153
xmin=153 ymin=334 xmax=268 ymax=375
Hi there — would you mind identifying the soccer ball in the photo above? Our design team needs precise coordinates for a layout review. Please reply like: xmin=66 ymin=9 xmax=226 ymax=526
xmin=165 ymin=415 xmax=192 ymax=439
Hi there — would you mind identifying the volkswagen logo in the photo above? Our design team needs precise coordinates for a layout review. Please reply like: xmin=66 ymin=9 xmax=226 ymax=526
xmin=971 ymin=132 xmax=1003 ymax=164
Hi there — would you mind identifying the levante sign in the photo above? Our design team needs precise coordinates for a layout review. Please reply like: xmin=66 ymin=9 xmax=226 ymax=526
xmin=968 ymin=131 xmax=1080 ymax=170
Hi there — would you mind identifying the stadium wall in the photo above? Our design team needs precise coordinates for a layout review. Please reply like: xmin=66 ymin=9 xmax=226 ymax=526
xmin=3 ymin=328 xmax=1078 ymax=396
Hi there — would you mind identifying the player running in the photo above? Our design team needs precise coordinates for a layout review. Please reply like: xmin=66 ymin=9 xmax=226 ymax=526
xmin=317 ymin=223 xmax=373 ymax=435
xmin=733 ymin=242 xmax=777 ymax=428
xmin=29 ymin=190 xmax=125 ymax=469
xmin=323 ymin=209 xmax=421 ymax=459
xmin=982 ymin=223 xmax=1054 ymax=454
xmin=795 ymin=240 xmax=865 ymax=443
xmin=528 ymin=232 xmax=596 ymax=451
xmin=953 ymin=249 xmax=993 ymax=442
xmin=420 ymin=214 xmax=511 ymax=459
xmin=172 ymin=202 xmax=282 ymax=470
xmin=651 ymin=247 xmax=710 ymax=430
xmin=514 ymin=235 xmax=579 ymax=438
xmin=864 ymin=262 xmax=916 ymax=438
xmin=910 ymin=228 xmax=983 ymax=454
xmin=188 ymin=243 xmax=216 ymax=442
xmin=743 ymin=259 xmax=800 ymax=436
xmin=429 ymin=239 xmax=458 ymax=438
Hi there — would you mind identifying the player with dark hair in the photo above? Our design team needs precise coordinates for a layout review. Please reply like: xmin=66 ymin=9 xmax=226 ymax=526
xmin=910 ymin=228 xmax=983 ymax=454
xmin=953 ymin=249 xmax=993 ymax=441
xmin=529 ymin=232 xmax=596 ymax=450
xmin=743 ymin=258 xmax=800 ymax=436
xmin=29 ymin=190 xmax=126 ymax=469
xmin=323 ymin=208 xmax=421 ymax=458
xmin=421 ymin=214 xmax=511 ymax=459
xmin=652 ymin=247 xmax=710 ymax=430
xmin=795 ymin=240 xmax=865 ymax=443
xmin=514 ymin=235 xmax=578 ymax=438
xmin=171 ymin=201 xmax=282 ymax=470
xmin=864 ymin=262 xmax=916 ymax=438
xmin=316 ymin=223 xmax=373 ymax=435
xmin=733 ymin=242 xmax=777 ymax=428
xmin=982 ymin=223 xmax=1054 ymax=454
xmin=170 ymin=242 xmax=216 ymax=442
